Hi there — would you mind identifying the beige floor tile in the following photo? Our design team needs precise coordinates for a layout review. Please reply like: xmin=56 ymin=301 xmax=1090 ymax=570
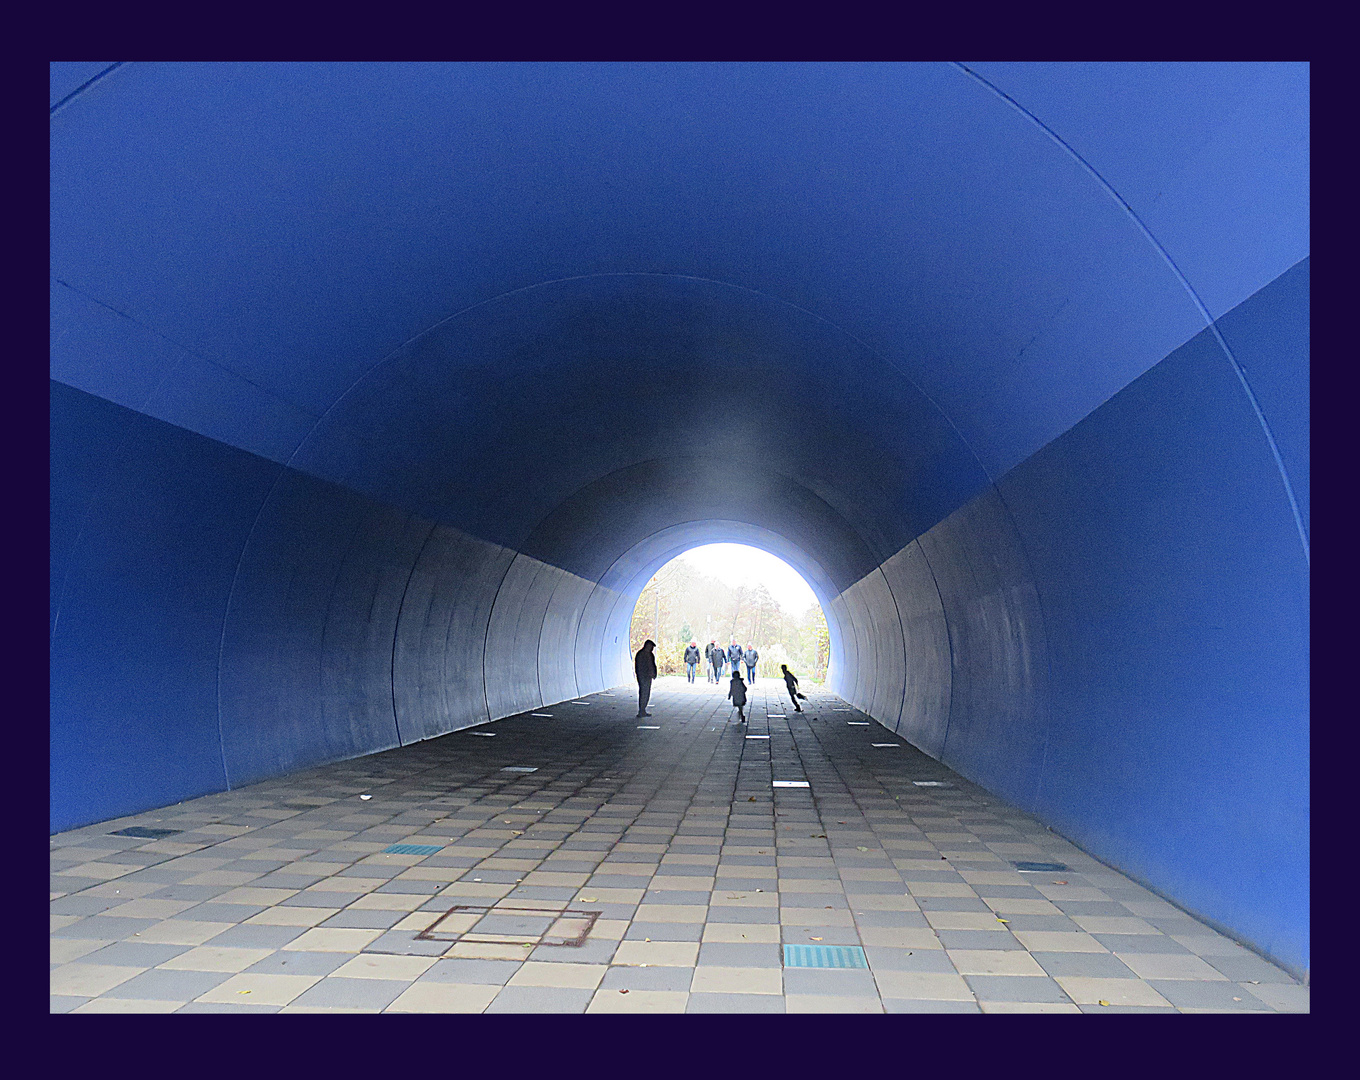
xmin=50 ymin=914 xmax=81 ymax=932
xmin=702 ymin=923 xmax=782 ymax=943
xmin=689 ymin=967 xmax=782 ymax=995
xmin=908 ymin=882 xmax=977 ymax=898
xmin=50 ymin=964 xmax=143 ymax=997
xmin=612 ymin=940 xmax=699 ymax=966
xmin=776 ymin=880 xmax=844 ymax=894
xmin=781 ymin=908 xmax=854 ymax=927
xmin=160 ymin=946 xmax=275 ymax=972
xmin=508 ymin=961 xmax=607 ymax=989
xmin=587 ymin=919 xmax=630 ymax=940
xmin=521 ymin=872 xmax=590 ymax=887
xmin=872 ymin=971 xmax=974 ymax=1001
xmin=86 ymin=881 xmax=164 ymax=899
xmin=845 ymin=895 xmax=918 ymax=911
xmin=72 ymin=997 xmax=184 ymax=1013
xmin=52 ymin=938 xmax=113 ymax=965
xmin=54 ymin=862 xmax=135 ymax=881
xmin=957 ymin=871 xmax=1028 ymax=885
xmin=717 ymin=864 xmax=777 ymax=879
xmin=393 ymin=911 xmax=443 ymax=932
xmin=633 ymin=904 xmax=708 ymax=923
xmin=1034 ymin=885 xmax=1109 ymax=902
xmin=1054 ymin=976 xmax=1174 ymax=1007
xmin=134 ymin=920 xmax=235 ymax=946
xmin=857 ymin=927 xmax=941 ymax=949
xmin=245 ymin=907 xmax=339 ymax=927
xmin=980 ymin=1001 xmax=1081 ymax=1013
xmin=924 ymin=911 xmax=1010 ymax=931
xmin=386 ymin=982 xmax=499 ymax=1013
xmin=1071 ymin=915 xmax=1160 ymax=935
xmin=304 ymin=877 xmax=385 ymax=895
xmin=438 ymin=882 xmax=515 ymax=900
xmin=1116 ymin=953 xmax=1230 ymax=980
xmin=281 ymin=927 xmax=384 ymax=953
xmin=194 ymin=972 xmax=324 ymax=1005
xmin=1012 ymin=931 xmax=1107 ymax=953
xmin=183 ymin=871 xmax=262 ymax=886
xmin=948 ymin=950 xmax=1046 ymax=976
xmin=103 ymin=898 xmax=199 ymax=919
xmin=587 ymin=990 xmax=689 ymax=1013
xmin=786 ymin=995 xmax=883 ymax=1013
xmin=331 ymin=954 xmax=439 ymax=980
xmin=446 ymin=941 xmax=535 ymax=960
xmin=839 ymin=869 xmax=902 ymax=882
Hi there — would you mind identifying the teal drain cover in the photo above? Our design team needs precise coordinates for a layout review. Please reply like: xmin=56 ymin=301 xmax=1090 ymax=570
xmin=385 ymin=843 xmax=444 ymax=855
xmin=783 ymin=944 xmax=868 ymax=969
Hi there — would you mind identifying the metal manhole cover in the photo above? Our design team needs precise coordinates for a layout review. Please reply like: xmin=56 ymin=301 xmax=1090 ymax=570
xmin=416 ymin=904 xmax=601 ymax=947
xmin=110 ymin=826 xmax=181 ymax=839
xmin=384 ymin=843 xmax=444 ymax=856
xmin=783 ymin=944 xmax=868 ymax=969
xmin=1014 ymin=861 xmax=1069 ymax=872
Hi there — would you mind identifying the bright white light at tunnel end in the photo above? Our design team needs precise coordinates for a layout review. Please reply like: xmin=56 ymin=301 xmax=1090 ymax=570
xmin=674 ymin=543 xmax=819 ymax=615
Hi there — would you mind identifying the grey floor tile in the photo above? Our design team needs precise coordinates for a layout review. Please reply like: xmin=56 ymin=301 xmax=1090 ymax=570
xmin=176 ymin=903 xmax=266 ymax=924
xmin=485 ymin=986 xmax=594 ymax=1013
xmin=625 ymin=922 xmax=704 ymax=941
xmin=964 ymin=975 xmax=1072 ymax=1002
xmin=51 ymin=916 xmax=159 ymax=939
xmin=1203 ymin=952 xmax=1299 ymax=984
xmin=935 ymin=930 xmax=1024 ymax=950
xmin=177 ymin=1002 xmax=283 ymax=1013
xmin=1031 ymin=952 xmax=1140 ymax=979
xmin=1092 ymin=934 xmax=1192 ymax=954
xmin=50 ymin=996 xmax=86 ymax=1013
xmin=205 ymin=924 xmax=308 ymax=949
xmin=421 ymin=959 xmax=523 ymax=985
xmin=81 ymin=941 xmax=190 ymax=967
xmin=864 ymin=948 xmax=957 ymax=973
xmin=1147 ymin=980 xmax=1273 ymax=1010
xmin=289 ymin=977 xmax=411 ymax=1010
xmin=698 ymin=942 xmax=782 ymax=967
xmin=244 ymin=951 xmax=351 ymax=976
xmin=781 ymin=968 xmax=880 ymax=996
xmin=103 ymin=968 xmax=234 ymax=1001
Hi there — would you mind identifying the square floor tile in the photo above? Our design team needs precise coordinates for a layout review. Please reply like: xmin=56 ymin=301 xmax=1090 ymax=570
xmin=484 ymin=986 xmax=594 ymax=1013
xmin=194 ymin=972 xmax=323 ymax=1006
xmin=1146 ymin=980 xmax=1272 ymax=1010
xmin=964 ymin=975 xmax=1071 ymax=1003
xmin=386 ymin=982 xmax=499 ymax=1012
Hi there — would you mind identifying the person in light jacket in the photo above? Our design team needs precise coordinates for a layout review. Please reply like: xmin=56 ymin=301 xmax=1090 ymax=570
xmin=727 ymin=670 xmax=748 ymax=722
xmin=635 ymin=639 xmax=658 ymax=718
xmin=744 ymin=645 xmax=759 ymax=683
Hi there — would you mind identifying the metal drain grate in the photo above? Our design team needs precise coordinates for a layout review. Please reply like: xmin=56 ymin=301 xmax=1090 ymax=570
xmin=384 ymin=843 xmax=444 ymax=856
xmin=783 ymin=944 xmax=868 ymax=969
xmin=1014 ymin=861 xmax=1069 ymax=873
xmin=110 ymin=826 xmax=182 ymax=839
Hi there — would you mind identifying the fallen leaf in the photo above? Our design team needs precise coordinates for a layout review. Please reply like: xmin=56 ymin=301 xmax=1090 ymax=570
xmin=1098 ymin=1000 xmax=1110 ymax=1007
xmin=619 ymin=989 xmax=630 ymax=994
xmin=811 ymin=937 xmax=823 ymax=941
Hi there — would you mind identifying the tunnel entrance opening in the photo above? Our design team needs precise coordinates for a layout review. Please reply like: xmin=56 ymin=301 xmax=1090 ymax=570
xmin=627 ymin=544 xmax=829 ymax=686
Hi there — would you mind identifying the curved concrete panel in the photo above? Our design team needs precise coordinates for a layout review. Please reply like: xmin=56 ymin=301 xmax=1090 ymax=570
xmin=879 ymin=541 xmax=951 ymax=756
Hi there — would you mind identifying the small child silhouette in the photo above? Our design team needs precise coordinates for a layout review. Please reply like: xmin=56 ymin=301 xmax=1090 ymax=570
xmin=728 ymin=670 xmax=748 ymax=722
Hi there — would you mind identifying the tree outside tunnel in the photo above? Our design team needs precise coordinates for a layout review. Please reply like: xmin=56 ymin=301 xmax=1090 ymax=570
xmin=629 ymin=544 xmax=829 ymax=681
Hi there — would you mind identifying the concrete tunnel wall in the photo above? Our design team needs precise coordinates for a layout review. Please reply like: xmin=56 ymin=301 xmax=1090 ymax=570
xmin=50 ymin=63 xmax=1308 ymax=976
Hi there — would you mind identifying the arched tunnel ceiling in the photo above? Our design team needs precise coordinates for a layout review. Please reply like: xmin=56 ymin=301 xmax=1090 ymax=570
xmin=51 ymin=62 xmax=1309 ymax=572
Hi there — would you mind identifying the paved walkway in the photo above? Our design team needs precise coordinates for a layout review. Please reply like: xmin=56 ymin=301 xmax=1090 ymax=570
xmin=50 ymin=677 xmax=1308 ymax=1013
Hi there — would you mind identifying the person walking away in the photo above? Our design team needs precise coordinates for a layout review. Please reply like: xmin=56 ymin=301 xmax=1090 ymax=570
xmin=705 ymin=641 xmax=718 ymax=683
xmin=711 ymin=641 xmax=724 ymax=682
xmin=727 ymin=641 xmax=743 ymax=682
xmin=780 ymin=663 xmax=804 ymax=712
xmin=744 ymin=645 xmax=758 ymax=683
xmin=728 ymin=670 xmax=748 ymax=722
xmin=684 ymin=641 xmax=701 ymax=684
xmin=635 ymin=639 xmax=658 ymax=717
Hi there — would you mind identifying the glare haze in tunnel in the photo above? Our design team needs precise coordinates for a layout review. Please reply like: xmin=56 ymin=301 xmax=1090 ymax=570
xmin=50 ymin=62 xmax=1308 ymax=976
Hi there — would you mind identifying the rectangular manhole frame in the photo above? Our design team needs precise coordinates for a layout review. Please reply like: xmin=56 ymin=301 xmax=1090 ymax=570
xmin=417 ymin=903 xmax=601 ymax=947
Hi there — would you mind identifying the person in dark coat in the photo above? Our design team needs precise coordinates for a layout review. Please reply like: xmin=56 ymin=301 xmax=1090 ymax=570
xmin=709 ymin=641 xmax=723 ymax=683
xmin=744 ymin=645 xmax=759 ymax=683
xmin=780 ymin=663 xmax=804 ymax=712
xmin=727 ymin=641 xmax=743 ymax=679
xmin=704 ymin=641 xmax=717 ymax=683
xmin=683 ymin=641 xmax=701 ymax=684
xmin=727 ymin=670 xmax=748 ymax=722
xmin=635 ymin=639 xmax=658 ymax=718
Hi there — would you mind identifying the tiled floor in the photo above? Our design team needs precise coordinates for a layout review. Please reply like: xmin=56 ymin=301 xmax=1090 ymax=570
xmin=51 ymin=677 xmax=1308 ymax=1013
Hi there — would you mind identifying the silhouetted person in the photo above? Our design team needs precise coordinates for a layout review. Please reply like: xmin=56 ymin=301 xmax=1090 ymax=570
xmin=744 ymin=644 xmax=759 ymax=683
xmin=728 ymin=670 xmax=748 ymax=722
xmin=684 ymin=640 xmax=701 ymax=684
xmin=727 ymin=641 xmax=743 ymax=680
xmin=710 ymin=641 xmax=724 ymax=682
xmin=635 ymin=639 xmax=657 ymax=718
xmin=781 ymin=663 xmax=805 ymax=712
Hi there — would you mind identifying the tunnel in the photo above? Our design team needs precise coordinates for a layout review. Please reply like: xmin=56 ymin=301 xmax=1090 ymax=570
xmin=50 ymin=62 xmax=1309 ymax=982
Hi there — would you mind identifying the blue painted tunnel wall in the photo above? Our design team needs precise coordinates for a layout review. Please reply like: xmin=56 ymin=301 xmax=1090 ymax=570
xmin=50 ymin=63 xmax=1308 ymax=977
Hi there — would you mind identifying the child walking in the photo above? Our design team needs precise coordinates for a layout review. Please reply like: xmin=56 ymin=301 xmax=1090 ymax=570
xmin=728 ymin=670 xmax=748 ymax=722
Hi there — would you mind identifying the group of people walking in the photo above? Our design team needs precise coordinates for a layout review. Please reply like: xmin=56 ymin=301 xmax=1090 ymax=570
xmin=634 ymin=638 xmax=805 ymax=721
xmin=682 ymin=639 xmax=759 ymax=685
